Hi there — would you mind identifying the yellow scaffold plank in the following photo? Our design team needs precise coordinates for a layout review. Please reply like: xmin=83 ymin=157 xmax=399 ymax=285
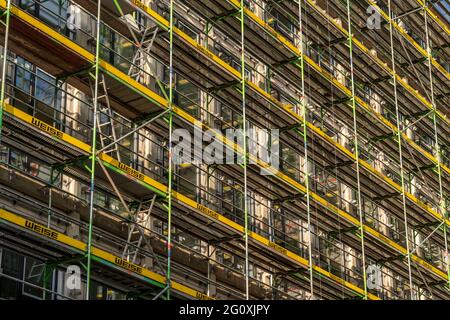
xmin=0 ymin=208 xmax=213 ymax=300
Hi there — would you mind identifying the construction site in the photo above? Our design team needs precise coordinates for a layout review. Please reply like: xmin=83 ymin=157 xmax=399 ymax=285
xmin=0 ymin=0 xmax=448 ymax=300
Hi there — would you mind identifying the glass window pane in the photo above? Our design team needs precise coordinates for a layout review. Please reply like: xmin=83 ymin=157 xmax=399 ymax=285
xmin=23 ymin=257 xmax=45 ymax=299
xmin=10 ymin=150 xmax=27 ymax=171
xmin=36 ymin=70 xmax=56 ymax=106
xmin=0 ymin=145 xmax=8 ymax=163
xmin=40 ymin=0 xmax=67 ymax=29
xmin=0 ymin=249 xmax=23 ymax=299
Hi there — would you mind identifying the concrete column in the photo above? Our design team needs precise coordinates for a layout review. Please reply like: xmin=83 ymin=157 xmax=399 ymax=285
xmin=255 ymin=62 xmax=266 ymax=91
xmin=335 ymin=63 xmax=347 ymax=86
xmin=341 ymin=183 xmax=352 ymax=213
xmin=142 ymin=254 xmax=154 ymax=269
xmin=253 ymin=0 xmax=264 ymax=19
xmin=207 ymin=245 xmax=217 ymax=297
xmin=66 ymin=210 xmax=81 ymax=240
xmin=378 ymin=208 xmax=389 ymax=236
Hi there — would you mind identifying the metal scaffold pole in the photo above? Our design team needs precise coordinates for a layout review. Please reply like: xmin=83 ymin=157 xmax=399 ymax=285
xmin=166 ymin=0 xmax=175 ymax=300
xmin=422 ymin=3 xmax=450 ymax=290
xmin=0 ymin=0 xmax=11 ymax=142
xmin=298 ymin=0 xmax=314 ymax=299
xmin=85 ymin=0 xmax=102 ymax=300
xmin=239 ymin=0 xmax=250 ymax=301
xmin=386 ymin=0 xmax=414 ymax=299
xmin=345 ymin=0 xmax=367 ymax=299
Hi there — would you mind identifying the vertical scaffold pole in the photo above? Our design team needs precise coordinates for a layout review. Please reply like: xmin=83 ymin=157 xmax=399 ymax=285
xmin=239 ymin=0 xmax=249 ymax=300
xmin=297 ymin=0 xmax=314 ymax=299
xmin=387 ymin=0 xmax=414 ymax=299
xmin=0 ymin=0 xmax=11 ymax=142
xmin=166 ymin=0 xmax=174 ymax=300
xmin=345 ymin=0 xmax=367 ymax=299
xmin=423 ymin=4 xmax=450 ymax=290
xmin=85 ymin=0 xmax=102 ymax=300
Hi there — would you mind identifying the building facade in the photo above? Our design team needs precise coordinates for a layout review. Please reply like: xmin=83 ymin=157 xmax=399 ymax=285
xmin=0 ymin=0 xmax=448 ymax=300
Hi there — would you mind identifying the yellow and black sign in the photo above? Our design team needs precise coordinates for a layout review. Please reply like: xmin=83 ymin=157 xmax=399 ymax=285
xmin=24 ymin=220 xmax=58 ymax=240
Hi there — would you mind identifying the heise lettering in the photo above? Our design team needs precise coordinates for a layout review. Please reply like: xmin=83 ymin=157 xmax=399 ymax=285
xmin=117 ymin=162 xmax=145 ymax=180
xmin=114 ymin=257 xmax=143 ymax=274
xmin=31 ymin=118 xmax=63 ymax=139
xmin=24 ymin=220 xmax=58 ymax=240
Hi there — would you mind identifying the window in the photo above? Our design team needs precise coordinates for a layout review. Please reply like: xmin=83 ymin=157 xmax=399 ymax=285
xmin=15 ymin=57 xmax=33 ymax=93
xmin=12 ymin=57 xmax=63 ymax=126
xmin=34 ymin=160 xmax=51 ymax=182
xmin=0 ymin=145 xmax=9 ymax=163
xmin=35 ymin=69 xmax=62 ymax=126
xmin=114 ymin=35 xmax=135 ymax=73
xmin=55 ymin=267 xmax=125 ymax=300
xmin=18 ymin=0 xmax=37 ymax=15
xmin=10 ymin=149 xmax=28 ymax=172
xmin=0 ymin=249 xmax=24 ymax=299
xmin=39 ymin=0 xmax=67 ymax=29
xmin=108 ymin=196 xmax=123 ymax=213
xmin=178 ymin=21 xmax=199 ymax=42
xmin=175 ymin=164 xmax=198 ymax=201
xmin=98 ymin=25 xmax=135 ymax=74
xmin=90 ymin=282 xmax=126 ymax=300
xmin=216 ymin=249 xmax=244 ymax=273
xmin=175 ymin=77 xmax=199 ymax=118
xmin=94 ymin=190 xmax=107 ymax=209
xmin=23 ymin=257 xmax=45 ymax=299
xmin=6 ymin=147 xmax=51 ymax=182
xmin=177 ymin=231 xmax=202 ymax=253
xmin=266 ymin=7 xmax=295 ymax=41
xmin=19 ymin=0 xmax=68 ymax=30
xmin=36 ymin=70 xmax=56 ymax=106
xmin=280 ymin=143 xmax=299 ymax=181
xmin=97 ymin=23 xmax=110 ymax=59
xmin=243 ymin=0 xmax=254 ymax=11
xmin=14 ymin=57 xmax=34 ymax=112
xmin=213 ymin=43 xmax=252 ymax=79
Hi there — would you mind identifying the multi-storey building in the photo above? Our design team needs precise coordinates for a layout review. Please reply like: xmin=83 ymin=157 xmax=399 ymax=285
xmin=0 ymin=0 xmax=448 ymax=300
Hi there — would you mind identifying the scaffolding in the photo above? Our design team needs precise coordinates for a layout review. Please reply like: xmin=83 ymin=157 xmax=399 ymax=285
xmin=0 ymin=0 xmax=448 ymax=300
